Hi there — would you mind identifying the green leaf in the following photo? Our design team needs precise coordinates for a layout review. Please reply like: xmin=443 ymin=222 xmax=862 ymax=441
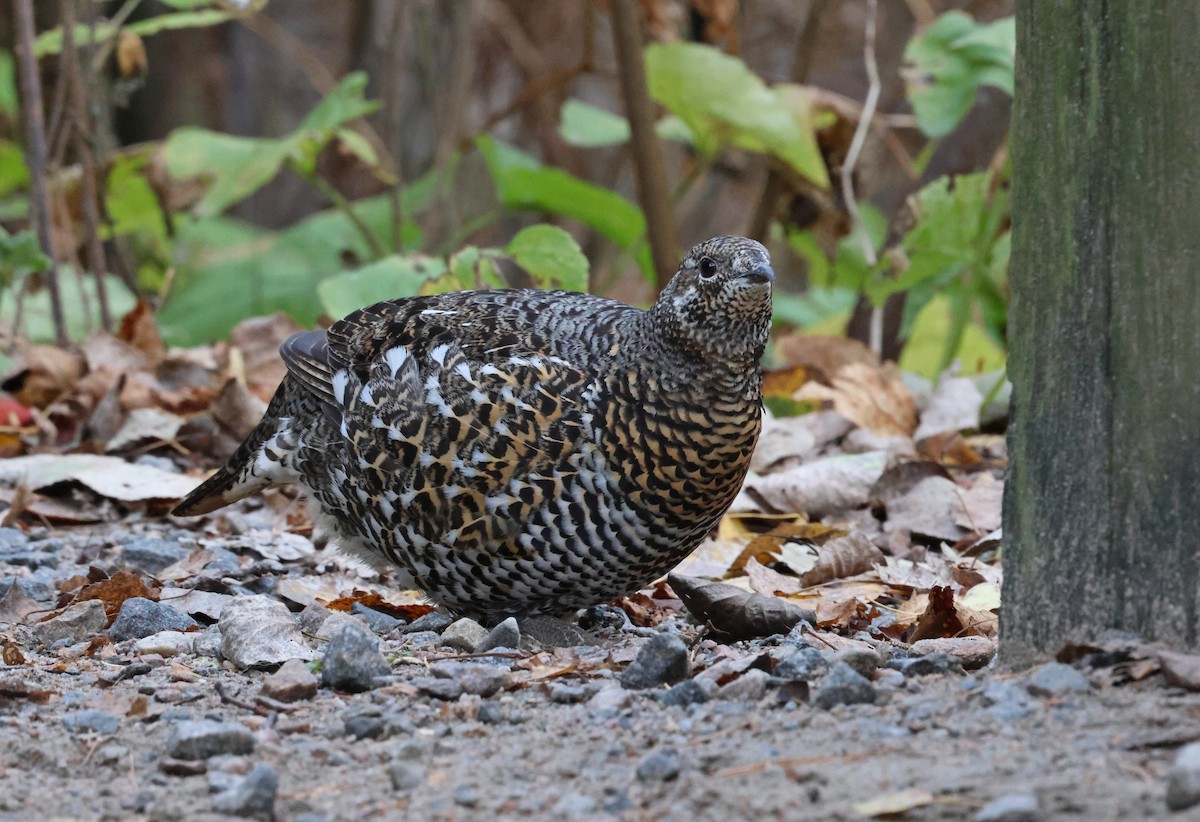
xmin=35 ymin=10 xmax=242 ymax=57
xmin=0 ymin=51 xmax=17 ymax=118
xmin=104 ymin=151 xmax=168 ymax=241
xmin=477 ymin=136 xmax=653 ymax=280
xmin=771 ymin=287 xmax=857 ymax=329
xmin=0 ymin=140 xmax=30 ymax=198
xmin=445 ymin=246 xmax=504 ymax=292
xmin=506 ymin=225 xmax=589 ymax=292
xmin=645 ymin=43 xmax=829 ymax=187
xmin=904 ymin=12 xmax=1015 ymax=137
xmin=559 ymin=99 xmax=631 ymax=148
xmin=317 ymin=255 xmax=445 ymax=320
xmin=898 ymin=295 xmax=1006 ymax=378
xmin=1 ymin=268 xmax=136 ymax=343
xmin=831 ymin=203 xmax=888 ymax=294
xmin=0 ymin=227 xmax=50 ymax=288
xmin=163 ymin=72 xmax=379 ymax=216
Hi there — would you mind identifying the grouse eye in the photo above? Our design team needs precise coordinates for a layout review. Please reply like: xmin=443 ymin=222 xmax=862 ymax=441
xmin=698 ymin=256 xmax=718 ymax=278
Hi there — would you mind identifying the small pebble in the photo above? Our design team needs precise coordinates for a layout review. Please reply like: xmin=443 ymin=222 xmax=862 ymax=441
xmin=474 ymin=617 xmax=520 ymax=653
xmin=320 ymin=623 xmax=390 ymax=692
xmin=774 ymin=646 xmax=829 ymax=681
xmin=430 ymin=661 xmax=510 ymax=697
xmin=402 ymin=612 xmax=454 ymax=634
xmin=636 ymin=749 xmax=682 ymax=782
xmin=887 ymin=652 xmax=961 ymax=677
xmin=1025 ymin=662 xmax=1090 ymax=697
xmin=548 ymin=682 xmax=589 ymax=704
xmin=1167 ymin=742 xmax=1200 ymax=811
xmin=811 ymin=662 xmax=876 ymax=710
xmin=343 ymin=711 xmax=385 ymax=740
xmin=655 ymin=679 xmax=710 ymax=707
xmin=981 ymin=681 xmax=1033 ymax=721
xmin=413 ymin=677 xmax=464 ymax=701
xmin=442 ymin=617 xmax=488 ymax=652
xmin=34 ymin=600 xmax=107 ymax=646
xmin=212 ymin=763 xmax=277 ymax=818
xmin=389 ymin=762 xmax=424 ymax=792
xmin=261 ymin=658 xmax=319 ymax=703
xmin=109 ymin=598 xmax=196 ymax=642
xmin=621 ymin=634 xmax=689 ymax=690
xmin=167 ymin=720 xmax=255 ymax=760
xmin=834 ymin=647 xmax=881 ymax=678
xmin=61 ymin=709 xmax=120 ymax=735
xmin=350 ymin=602 xmax=404 ymax=634
xmin=119 ymin=537 xmax=189 ymax=573
xmin=975 ymin=792 xmax=1039 ymax=822
xmin=453 ymin=784 xmax=480 ymax=808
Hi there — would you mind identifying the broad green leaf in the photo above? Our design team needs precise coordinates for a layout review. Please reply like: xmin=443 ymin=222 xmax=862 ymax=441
xmin=645 ymin=43 xmax=828 ymax=187
xmin=899 ymin=295 xmax=1006 ymax=378
xmin=164 ymin=72 xmax=379 ymax=216
xmin=904 ymin=12 xmax=1015 ymax=137
xmin=559 ymin=99 xmax=631 ymax=148
xmin=831 ymin=203 xmax=888 ymax=294
xmin=477 ymin=136 xmax=653 ymax=279
xmin=317 ymin=255 xmax=445 ymax=320
xmin=0 ymin=51 xmax=16 ymax=117
xmin=0 ymin=227 xmax=49 ymax=288
xmin=785 ymin=228 xmax=831 ymax=288
xmin=771 ymin=287 xmax=857 ymax=329
xmin=442 ymin=246 xmax=504 ymax=293
xmin=506 ymin=225 xmax=589 ymax=292
xmin=104 ymin=152 xmax=168 ymax=241
xmin=35 ymin=10 xmax=242 ymax=57
xmin=0 ymin=140 xmax=30 ymax=198
xmin=1 ymin=268 xmax=136 ymax=343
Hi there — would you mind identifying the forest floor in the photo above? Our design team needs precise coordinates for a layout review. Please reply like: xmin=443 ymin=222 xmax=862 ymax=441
xmin=1 ymin=510 xmax=1198 ymax=822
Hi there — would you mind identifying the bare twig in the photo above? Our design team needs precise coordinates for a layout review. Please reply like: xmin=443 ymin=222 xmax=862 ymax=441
xmin=610 ymin=0 xmax=679 ymax=290
xmin=13 ymin=0 xmax=68 ymax=347
xmin=840 ymin=0 xmax=882 ymax=354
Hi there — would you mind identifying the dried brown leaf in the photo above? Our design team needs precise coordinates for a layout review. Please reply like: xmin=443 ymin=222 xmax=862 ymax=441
xmin=0 ymin=581 xmax=41 ymax=624
xmin=798 ymin=531 xmax=884 ymax=586
xmin=917 ymin=431 xmax=983 ymax=467
xmin=795 ymin=362 xmax=917 ymax=437
xmin=116 ymin=299 xmax=165 ymax=362
xmin=744 ymin=557 xmax=802 ymax=596
xmin=669 ymin=573 xmax=815 ymax=641
xmin=57 ymin=570 xmax=159 ymax=625
xmin=211 ymin=377 xmax=269 ymax=441
xmin=908 ymin=585 xmax=962 ymax=642
xmin=775 ymin=334 xmax=879 ymax=382
xmin=324 ymin=590 xmax=434 ymax=622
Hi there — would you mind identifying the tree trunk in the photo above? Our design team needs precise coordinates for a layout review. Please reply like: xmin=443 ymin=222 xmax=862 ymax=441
xmin=1004 ymin=3 xmax=1200 ymax=666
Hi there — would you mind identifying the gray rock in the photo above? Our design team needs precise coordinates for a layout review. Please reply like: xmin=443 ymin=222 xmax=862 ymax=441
xmin=313 ymin=611 xmax=371 ymax=643
xmin=402 ymin=611 xmax=453 ymax=634
xmin=430 ymin=660 xmax=510 ymax=697
xmin=0 ymin=569 xmax=57 ymax=602
xmin=636 ymin=749 xmax=682 ymax=781
xmin=587 ymin=685 xmax=633 ymax=712
xmin=834 ymin=647 xmax=882 ymax=678
xmin=219 ymin=595 xmax=314 ymax=668
xmin=621 ymin=634 xmax=689 ymax=689
xmin=297 ymin=601 xmax=331 ymax=635
xmin=655 ymin=679 xmax=710 ymax=707
xmin=520 ymin=615 xmax=590 ymax=648
xmin=321 ymin=623 xmax=390 ymax=692
xmin=981 ymin=680 xmax=1033 ymax=721
xmin=442 ymin=617 xmax=488 ymax=651
xmin=344 ymin=711 xmax=385 ymax=740
xmin=350 ymin=602 xmax=404 ymax=634
xmin=548 ymin=682 xmax=589 ymax=704
xmin=774 ymin=646 xmax=830 ymax=681
xmin=475 ymin=617 xmax=520 ymax=653
xmin=0 ymin=528 xmax=29 ymax=550
xmin=212 ymin=763 xmax=277 ymax=818
xmin=119 ymin=537 xmax=189 ymax=573
xmin=910 ymin=636 xmax=996 ymax=669
xmin=134 ymin=630 xmax=194 ymax=657
xmin=1167 ymin=742 xmax=1200 ymax=811
xmin=716 ymin=668 xmax=771 ymax=702
xmin=975 ymin=792 xmax=1039 ymax=822
xmin=812 ymin=662 xmax=876 ymax=710
xmin=453 ymin=784 xmax=480 ymax=808
xmin=887 ymin=652 xmax=962 ymax=677
xmin=1025 ymin=662 xmax=1090 ymax=697
xmin=109 ymin=598 xmax=196 ymax=642
xmin=192 ymin=627 xmax=223 ymax=658
xmin=389 ymin=762 xmax=424 ymax=792
xmin=167 ymin=720 xmax=255 ymax=760
xmin=552 ymin=792 xmax=598 ymax=816
xmin=476 ymin=702 xmax=506 ymax=724
xmin=260 ymin=658 xmax=318 ymax=703
xmin=61 ymin=709 xmax=120 ymax=734
xmin=34 ymin=600 xmax=107 ymax=646
xmin=413 ymin=677 xmax=464 ymax=701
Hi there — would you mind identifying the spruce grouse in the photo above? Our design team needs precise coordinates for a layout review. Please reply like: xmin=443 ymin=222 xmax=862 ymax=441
xmin=175 ymin=236 xmax=774 ymax=621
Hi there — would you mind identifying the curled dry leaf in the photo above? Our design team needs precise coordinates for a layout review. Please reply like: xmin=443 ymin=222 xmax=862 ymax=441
xmin=230 ymin=313 xmax=303 ymax=402
xmin=5 ymin=345 xmax=85 ymax=409
xmin=798 ymin=531 xmax=885 ymax=587
xmin=116 ymin=299 xmax=166 ymax=362
xmin=852 ymin=788 xmax=934 ymax=819
xmin=0 ymin=454 xmax=203 ymax=502
xmin=882 ymin=475 xmax=968 ymax=542
xmin=106 ymin=407 xmax=185 ymax=452
xmin=744 ymin=557 xmax=801 ymax=596
xmin=795 ymin=362 xmax=917 ymax=437
xmin=913 ymin=372 xmax=982 ymax=440
xmin=668 ymin=573 xmax=815 ymax=641
xmin=908 ymin=585 xmax=962 ymax=642
xmin=54 ymin=570 xmax=160 ymax=625
xmin=324 ymin=590 xmax=435 ymax=622
xmin=774 ymin=334 xmax=878 ymax=382
xmin=738 ymin=450 xmax=887 ymax=517
xmin=917 ymin=431 xmax=983 ymax=468
xmin=211 ymin=377 xmax=269 ymax=441
xmin=954 ymin=474 xmax=1004 ymax=534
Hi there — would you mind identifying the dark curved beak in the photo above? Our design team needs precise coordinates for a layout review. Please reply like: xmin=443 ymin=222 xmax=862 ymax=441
xmin=742 ymin=263 xmax=775 ymax=285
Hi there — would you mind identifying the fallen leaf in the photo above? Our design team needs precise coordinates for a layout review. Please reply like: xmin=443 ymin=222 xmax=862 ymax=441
xmin=0 ymin=582 xmax=42 ymax=624
xmin=917 ymin=431 xmax=983 ymax=468
xmin=0 ymin=676 xmax=53 ymax=703
xmin=775 ymin=334 xmax=879 ymax=381
xmin=738 ymin=451 xmax=888 ymax=517
xmin=205 ymin=530 xmax=314 ymax=562
xmin=0 ymin=454 xmax=202 ymax=502
xmin=852 ymin=788 xmax=933 ymax=818
xmin=4 ymin=345 xmax=85 ymax=409
xmin=116 ymin=299 xmax=166 ymax=362
xmin=230 ymin=313 xmax=302 ymax=402
xmin=913 ymin=371 xmax=982 ymax=440
xmin=908 ymin=585 xmax=962 ymax=642
xmin=798 ymin=531 xmax=884 ymax=586
xmin=745 ymin=557 xmax=802 ymax=596
xmin=1159 ymin=651 xmax=1200 ymax=691
xmin=954 ymin=474 xmax=1003 ymax=534
xmin=57 ymin=570 xmax=160 ymax=625
xmin=324 ymin=590 xmax=434 ymax=622
xmin=106 ymin=407 xmax=185 ymax=452
xmin=2 ymin=642 xmax=24 ymax=665
xmin=883 ymin=476 xmax=968 ymax=542
xmin=210 ymin=377 xmax=269 ymax=440
xmin=158 ymin=586 xmax=233 ymax=620
xmin=795 ymin=362 xmax=917 ymax=437
xmin=669 ymin=573 xmax=815 ymax=640
xmin=958 ymin=581 xmax=1001 ymax=612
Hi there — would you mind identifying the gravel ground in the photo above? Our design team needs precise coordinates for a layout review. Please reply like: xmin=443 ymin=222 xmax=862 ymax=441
xmin=2 ymin=517 xmax=1198 ymax=822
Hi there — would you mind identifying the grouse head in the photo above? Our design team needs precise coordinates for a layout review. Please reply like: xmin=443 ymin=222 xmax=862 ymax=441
xmin=651 ymin=235 xmax=775 ymax=367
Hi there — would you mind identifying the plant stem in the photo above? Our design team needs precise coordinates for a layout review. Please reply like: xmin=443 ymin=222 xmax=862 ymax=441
xmin=610 ymin=0 xmax=679 ymax=292
xmin=13 ymin=0 xmax=68 ymax=347
xmin=306 ymin=172 xmax=386 ymax=261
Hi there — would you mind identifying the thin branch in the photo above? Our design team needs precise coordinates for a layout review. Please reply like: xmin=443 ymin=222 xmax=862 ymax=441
xmin=610 ymin=0 xmax=679 ymax=291
xmin=840 ymin=0 xmax=882 ymax=353
xmin=13 ymin=0 xmax=68 ymax=347
xmin=305 ymin=172 xmax=386 ymax=261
